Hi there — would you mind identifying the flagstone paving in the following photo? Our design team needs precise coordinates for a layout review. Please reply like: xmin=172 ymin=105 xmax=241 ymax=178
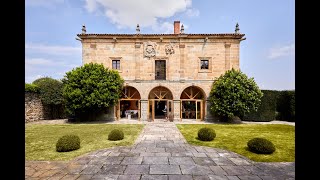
xmin=25 ymin=122 xmax=295 ymax=180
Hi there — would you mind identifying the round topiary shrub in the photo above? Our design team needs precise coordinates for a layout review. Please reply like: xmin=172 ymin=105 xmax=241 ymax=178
xmin=108 ymin=129 xmax=124 ymax=141
xmin=56 ymin=135 xmax=80 ymax=152
xmin=198 ymin=127 xmax=216 ymax=141
xmin=247 ymin=138 xmax=276 ymax=154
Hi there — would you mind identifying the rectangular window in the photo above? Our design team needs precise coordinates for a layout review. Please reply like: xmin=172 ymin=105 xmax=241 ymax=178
xmin=155 ymin=60 xmax=166 ymax=80
xmin=200 ymin=60 xmax=209 ymax=69
xmin=112 ymin=60 xmax=120 ymax=70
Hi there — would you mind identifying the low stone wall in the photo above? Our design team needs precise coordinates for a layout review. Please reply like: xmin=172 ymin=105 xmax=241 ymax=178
xmin=25 ymin=92 xmax=50 ymax=123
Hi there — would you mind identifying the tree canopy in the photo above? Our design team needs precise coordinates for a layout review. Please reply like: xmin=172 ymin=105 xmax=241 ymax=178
xmin=209 ymin=68 xmax=263 ymax=120
xmin=62 ymin=63 xmax=124 ymax=120
xmin=32 ymin=77 xmax=64 ymax=105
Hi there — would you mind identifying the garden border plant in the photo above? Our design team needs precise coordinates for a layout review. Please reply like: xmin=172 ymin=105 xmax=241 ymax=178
xmin=176 ymin=124 xmax=294 ymax=162
xmin=56 ymin=134 xmax=80 ymax=152
xmin=247 ymin=137 xmax=276 ymax=154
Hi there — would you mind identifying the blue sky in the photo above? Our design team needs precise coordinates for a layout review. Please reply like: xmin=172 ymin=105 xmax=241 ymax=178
xmin=26 ymin=0 xmax=295 ymax=90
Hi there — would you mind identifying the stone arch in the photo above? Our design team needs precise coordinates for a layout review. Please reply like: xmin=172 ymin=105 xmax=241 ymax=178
xmin=180 ymin=86 xmax=206 ymax=100
xmin=148 ymin=86 xmax=173 ymax=100
xmin=148 ymin=86 xmax=173 ymax=99
xmin=148 ymin=86 xmax=174 ymax=121
xmin=117 ymin=86 xmax=141 ymax=120
xmin=180 ymin=86 xmax=206 ymax=120
xmin=121 ymin=86 xmax=141 ymax=100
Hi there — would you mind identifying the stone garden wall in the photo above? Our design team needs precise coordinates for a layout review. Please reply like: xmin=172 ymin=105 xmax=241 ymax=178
xmin=25 ymin=92 xmax=50 ymax=123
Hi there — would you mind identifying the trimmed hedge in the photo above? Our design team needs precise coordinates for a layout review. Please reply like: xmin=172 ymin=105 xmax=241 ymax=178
xmin=108 ymin=129 xmax=124 ymax=141
xmin=247 ymin=138 xmax=276 ymax=154
xmin=276 ymin=90 xmax=295 ymax=122
xmin=242 ymin=90 xmax=280 ymax=122
xmin=198 ymin=127 xmax=216 ymax=141
xmin=25 ymin=83 xmax=40 ymax=93
xmin=242 ymin=90 xmax=295 ymax=122
xmin=56 ymin=135 xmax=80 ymax=152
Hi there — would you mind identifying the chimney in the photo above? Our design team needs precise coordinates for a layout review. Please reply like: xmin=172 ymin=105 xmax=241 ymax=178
xmin=174 ymin=21 xmax=180 ymax=34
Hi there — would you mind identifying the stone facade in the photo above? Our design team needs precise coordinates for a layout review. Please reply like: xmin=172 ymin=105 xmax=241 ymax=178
xmin=25 ymin=92 xmax=50 ymax=123
xmin=77 ymin=21 xmax=245 ymax=121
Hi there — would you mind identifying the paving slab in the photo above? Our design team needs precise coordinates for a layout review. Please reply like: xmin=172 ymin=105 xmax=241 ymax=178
xmin=123 ymin=165 xmax=150 ymax=174
xmin=150 ymin=165 xmax=181 ymax=174
xmin=180 ymin=165 xmax=214 ymax=175
xmin=25 ymin=122 xmax=295 ymax=179
xmin=142 ymin=156 xmax=169 ymax=164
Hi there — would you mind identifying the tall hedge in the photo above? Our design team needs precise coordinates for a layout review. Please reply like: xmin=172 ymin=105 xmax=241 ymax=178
xmin=242 ymin=90 xmax=280 ymax=122
xmin=276 ymin=90 xmax=295 ymax=122
xmin=242 ymin=90 xmax=295 ymax=122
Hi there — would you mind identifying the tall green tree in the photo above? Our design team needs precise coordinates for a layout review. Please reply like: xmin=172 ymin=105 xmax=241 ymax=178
xmin=32 ymin=77 xmax=65 ymax=119
xmin=209 ymin=68 xmax=263 ymax=121
xmin=62 ymin=63 xmax=124 ymax=121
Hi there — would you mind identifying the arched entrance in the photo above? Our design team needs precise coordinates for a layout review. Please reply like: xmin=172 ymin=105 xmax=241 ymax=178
xmin=116 ymin=86 xmax=141 ymax=120
xmin=180 ymin=86 xmax=205 ymax=121
xmin=148 ymin=86 xmax=173 ymax=121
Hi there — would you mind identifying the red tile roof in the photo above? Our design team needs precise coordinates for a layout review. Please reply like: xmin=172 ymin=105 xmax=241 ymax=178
xmin=77 ymin=33 xmax=245 ymax=38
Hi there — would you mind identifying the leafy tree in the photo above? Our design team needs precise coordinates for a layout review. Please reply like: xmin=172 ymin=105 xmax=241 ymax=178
xmin=209 ymin=68 xmax=263 ymax=121
xmin=32 ymin=77 xmax=65 ymax=119
xmin=25 ymin=83 xmax=40 ymax=93
xmin=62 ymin=63 xmax=124 ymax=121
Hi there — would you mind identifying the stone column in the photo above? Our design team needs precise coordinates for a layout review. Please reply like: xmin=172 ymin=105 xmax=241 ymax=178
xmin=140 ymin=99 xmax=148 ymax=121
xmin=225 ymin=43 xmax=231 ymax=71
xmin=173 ymin=100 xmax=181 ymax=121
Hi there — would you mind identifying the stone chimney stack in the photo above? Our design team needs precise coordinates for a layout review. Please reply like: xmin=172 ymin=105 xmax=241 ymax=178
xmin=174 ymin=21 xmax=180 ymax=34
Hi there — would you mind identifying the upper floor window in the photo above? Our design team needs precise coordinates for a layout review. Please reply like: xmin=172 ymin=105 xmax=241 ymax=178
xmin=200 ymin=60 xmax=209 ymax=69
xmin=155 ymin=60 xmax=166 ymax=80
xmin=112 ymin=60 xmax=120 ymax=70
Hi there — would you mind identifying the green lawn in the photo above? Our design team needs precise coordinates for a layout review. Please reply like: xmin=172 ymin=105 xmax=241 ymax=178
xmin=25 ymin=124 xmax=144 ymax=161
xmin=176 ymin=124 xmax=294 ymax=162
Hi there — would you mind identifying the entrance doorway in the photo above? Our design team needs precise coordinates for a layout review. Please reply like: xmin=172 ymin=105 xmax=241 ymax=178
xmin=180 ymin=86 xmax=205 ymax=121
xmin=148 ymin=86 xmax=173 ymax=121
xmin=155 ymin=100 xmax=166 ymax=119
xmin=115 ymin=86 xmax=141 ymax=120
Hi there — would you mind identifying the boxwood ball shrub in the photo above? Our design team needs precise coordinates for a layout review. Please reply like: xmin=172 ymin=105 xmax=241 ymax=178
xmin=247 ymin=138 xmax=276 ymax=154
xmin=56 ymin=135 xmax=80 ymax=152
xmin=198 ymin=127 xmax=216 ymax=141
xmin=108 ymin=129 xmax=124 ymax=141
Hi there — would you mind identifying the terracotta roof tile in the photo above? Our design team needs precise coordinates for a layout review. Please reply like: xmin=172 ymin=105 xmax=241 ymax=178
xmin=77 ymin=33 xmax=245 ymax=38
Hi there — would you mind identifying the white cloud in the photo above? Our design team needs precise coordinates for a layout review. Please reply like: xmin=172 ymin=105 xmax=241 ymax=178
xmin=152 ymin=22 xmax=173 ymax=34
xmin=26 ymin=0 xmax=64 ymax=7
xmin=25 ymin=43 xmax=82 ymax=83
xmin=84 ymin=0 xmax=197 ymax=30
xmin=25 ymin=57 xmax=82 ymax=83
xmin=26 ymin=43 xmax=81 ymax=56
xmin=268 ymin=43 xmax=295 ymax=59
xmin=26 ymin=58 xmax=57 ymax=66
xmin=185 ymin=8 xmax=199 ymax=17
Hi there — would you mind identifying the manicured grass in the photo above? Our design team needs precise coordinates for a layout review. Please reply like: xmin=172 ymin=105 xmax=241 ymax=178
xmin=25 ymin=124 xmax=144 ymax=161
xmin=176 ymin=124 xmax=294 ymax=162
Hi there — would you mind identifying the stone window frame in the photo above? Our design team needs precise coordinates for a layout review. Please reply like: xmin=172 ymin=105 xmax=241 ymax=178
xmin=198 ymin=57 xmax=212 ymax=73
xmin=154 ymin=56 xmax=168 ymax=80
xmin=109 ymin=57 xmax=122 ymax=72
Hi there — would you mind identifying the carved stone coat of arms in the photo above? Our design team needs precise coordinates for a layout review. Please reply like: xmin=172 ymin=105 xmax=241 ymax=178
xmin=165 ymin=43 xmax=175 ymax=55
xmin=144 ymin=41 xmax=157 ymax=58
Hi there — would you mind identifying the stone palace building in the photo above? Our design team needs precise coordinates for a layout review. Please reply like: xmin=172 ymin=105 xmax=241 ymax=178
xmin=76 ymin=21 xmax=246 ymax=122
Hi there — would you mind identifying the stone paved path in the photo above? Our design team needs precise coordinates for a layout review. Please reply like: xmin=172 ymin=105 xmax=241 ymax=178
xmin=25 ymin=123 xmax=295 ymax=180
